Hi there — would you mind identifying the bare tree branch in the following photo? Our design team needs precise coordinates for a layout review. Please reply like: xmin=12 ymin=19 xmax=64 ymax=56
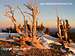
xmin=5 ymin=5 xmax=16 ymax=23
xmin=17 ymin=6 xmax=25 ymax=17
xmin=24 ymin=11 xmax=32 ymax=16
xmin=24 ymin=3 xmax=33 ymax=11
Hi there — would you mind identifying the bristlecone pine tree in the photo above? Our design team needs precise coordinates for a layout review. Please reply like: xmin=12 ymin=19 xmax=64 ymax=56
xmin=24 ymin=1 xmax=45 ymax=48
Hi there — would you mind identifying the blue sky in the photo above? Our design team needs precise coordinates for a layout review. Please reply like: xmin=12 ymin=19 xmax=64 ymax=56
xmin=0 ymin=0 xmax=75 ymax=28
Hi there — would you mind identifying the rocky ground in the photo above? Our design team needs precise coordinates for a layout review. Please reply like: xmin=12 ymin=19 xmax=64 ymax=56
xmin=0 ymin=48 xmax=67 ymax=56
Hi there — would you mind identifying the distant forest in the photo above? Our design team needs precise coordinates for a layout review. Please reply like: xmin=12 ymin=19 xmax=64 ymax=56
xmin=1 ymin=27 xmax=17 ymax=33
xmin=1 ymin=26 xmax=75 ymax=42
